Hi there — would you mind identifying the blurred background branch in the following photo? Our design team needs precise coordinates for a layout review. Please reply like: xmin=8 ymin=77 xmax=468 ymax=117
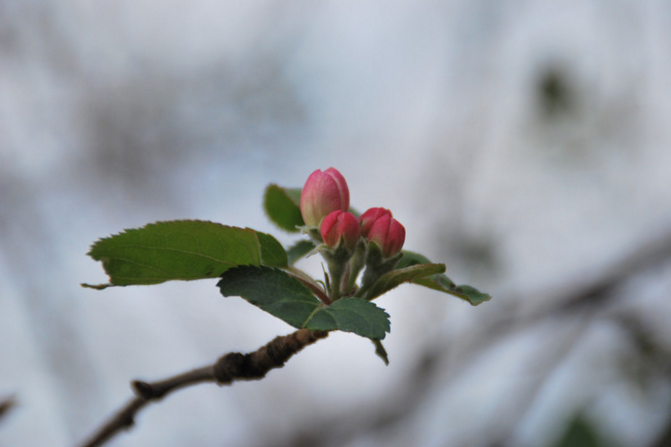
xmin=0 ymin=397 xmax=16 ymax=423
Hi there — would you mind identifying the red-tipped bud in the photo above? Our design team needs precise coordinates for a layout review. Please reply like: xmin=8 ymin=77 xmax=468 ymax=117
xmin=300 ymin=168 xmax=350 ymax=227
xmin=359 ymin=207 xmax=392 ymax=238
xmin=367 ymin=214 xmax=406 ymax=258
xmin=320 ymin=211 xmax=361 ymax=252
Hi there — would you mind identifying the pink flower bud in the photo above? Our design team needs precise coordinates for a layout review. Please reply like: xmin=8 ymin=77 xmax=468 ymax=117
xmin=359 ymin=207 xmax=392 ymax=238
xmin=320 ymin=211 xmax=361 ymax=252
xmin=367 ymin=213 xmax=406 ymax=258
xmin=300 ymin=168 xmax=350 ymax=227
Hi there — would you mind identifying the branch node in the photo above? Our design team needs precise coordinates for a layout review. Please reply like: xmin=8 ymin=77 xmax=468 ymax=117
xmin=213 ymin=352 xmax=245 ymax=384
xmin=131 ymin=381 xmax=155 ymax=399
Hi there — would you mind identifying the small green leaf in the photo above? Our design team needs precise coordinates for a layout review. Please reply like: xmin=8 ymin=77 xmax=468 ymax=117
xmin=263 ymin=184 xmax=304 ymax=232
xmin=431 ymin=283 xmax=491 ymax=306
xmin=218 ymin=266 xmax=390 ymax=339
xmin=286 ymin=240 xmax=316 ymax=266
xmin=396 ymin=250 xmax=492 ymax=306
xmin=85 ymin=220 xmax=287 ymax=287
xmin=365 ymin=263 xmax=446 ymax=300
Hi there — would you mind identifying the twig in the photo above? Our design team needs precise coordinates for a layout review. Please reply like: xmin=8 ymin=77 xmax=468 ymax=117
xmin=0 ymin=396 xmax=16 ymax=422
xmin=77 ymin=328 xmax=328 ymax=447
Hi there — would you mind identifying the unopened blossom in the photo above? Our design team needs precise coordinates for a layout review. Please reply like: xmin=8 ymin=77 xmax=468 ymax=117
xmin=367 ymin=213 xmax=405 ymax=258
xmin=320 ymin=211 xmax=361 ymax=252
xmin=300 ymin=168 xmax=350 ymax=227
xmin=359 ymin=207 xmax=392 ymax=238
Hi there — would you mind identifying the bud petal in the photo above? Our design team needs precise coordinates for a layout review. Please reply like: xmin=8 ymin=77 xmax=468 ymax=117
xmin=359 ymin=207 xmax=392 ymax=238
xmin=300 ymin=168 xmax=350 ymax=227
xmin=320 ymin=211 xmax=361 ymax=252
xmin=367 ymin=214 xmax=406 ymax=258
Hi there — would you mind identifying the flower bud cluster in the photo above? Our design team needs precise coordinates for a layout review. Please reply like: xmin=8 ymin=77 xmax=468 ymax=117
xmin=299 ymin=168 xmax=406 ymax=301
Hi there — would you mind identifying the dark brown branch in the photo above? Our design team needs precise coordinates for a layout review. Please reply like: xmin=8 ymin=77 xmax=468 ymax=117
xmin=0 ymin=396 xmax=16 ymax=422
xmin=77 ymin=328 xmax=328 ymax=447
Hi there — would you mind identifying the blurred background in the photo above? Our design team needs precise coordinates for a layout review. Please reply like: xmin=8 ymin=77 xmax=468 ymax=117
xmin=2 ymin=1 xmax=671 ymax=446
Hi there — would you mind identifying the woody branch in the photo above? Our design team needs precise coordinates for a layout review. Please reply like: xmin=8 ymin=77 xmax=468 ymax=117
xmin=77 ymin=328 xmax=329 ymax=447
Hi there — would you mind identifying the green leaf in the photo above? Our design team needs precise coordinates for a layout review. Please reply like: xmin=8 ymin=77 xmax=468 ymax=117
xmin=365 ymin=263 xmax=447 ymax=300
xmin=85 ymin=220 xmax=287 ymax=287
xmin=286 ymin=240 xmax=316 ymax=266
xmin=263 ymin=184 xmax=304 ymax=232
xmin=396 ymin=250 xmax=438 ymax=269
xmin=426 ymin=283 xmax=491 ymax=306
xmin=306 ymin=297 xmax=390 ymax=340
xmin=218 ymin=266 xmax=390 ymax=339
xmin=218 ymin=265 xmax=321 ymax=327
xmin=256 ymin=230 xmax=289 ymax=267
xmin=284 ymin=187 xmax=302 ymax=204
xmin=551 ymin=416 xmax=603 ymax=447
xmin=396 ymin=250 xmax=492 ymax=306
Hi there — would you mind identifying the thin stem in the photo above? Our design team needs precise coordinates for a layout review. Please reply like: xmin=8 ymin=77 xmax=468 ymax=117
xmin=345 ymin=240 xmax=367 ymax=292
xmin=285 ymin=267 xmax=331 ymax=305
xmin=328 ymin=259 xmax=345 ymax=301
